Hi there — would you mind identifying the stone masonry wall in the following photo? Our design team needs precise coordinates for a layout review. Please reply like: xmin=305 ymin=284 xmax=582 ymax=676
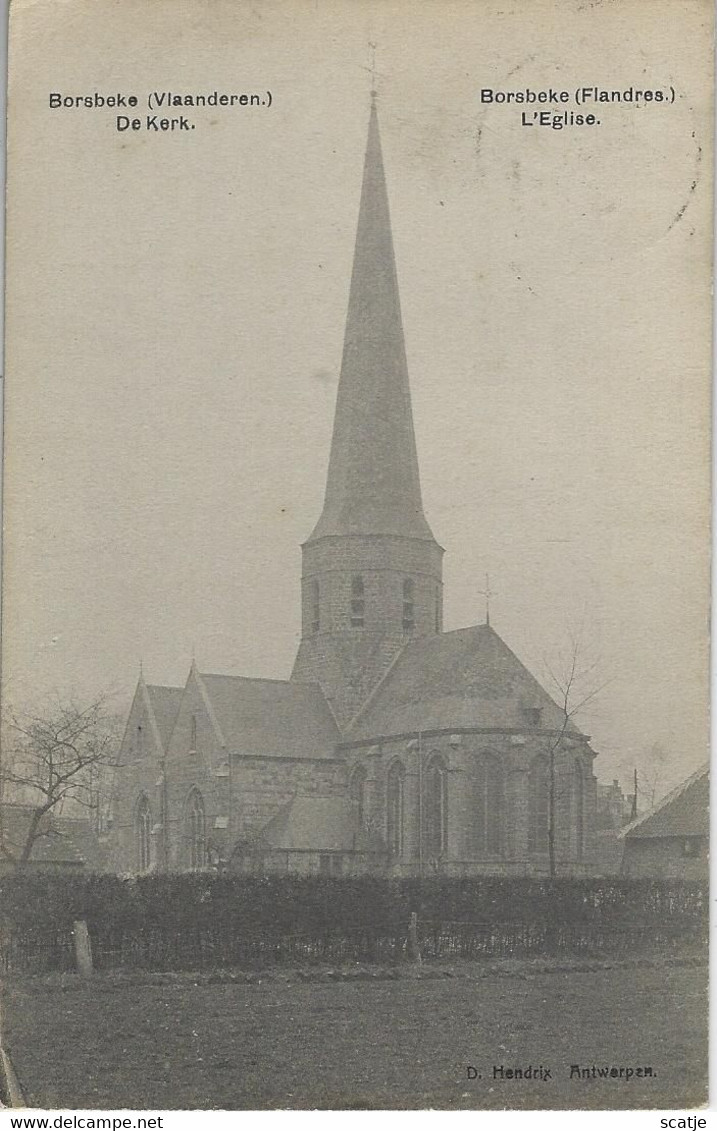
xmin=292 ymin=533 xmax=444 ymax=726
xmin=110 ymin=690 xmax=166 ymax=874
xmin=300 ymin=533 xmax=443 ymax=639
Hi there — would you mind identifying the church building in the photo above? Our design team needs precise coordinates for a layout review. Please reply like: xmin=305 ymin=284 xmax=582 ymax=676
xmin=109 ymin=100 xmax=598 ymax=877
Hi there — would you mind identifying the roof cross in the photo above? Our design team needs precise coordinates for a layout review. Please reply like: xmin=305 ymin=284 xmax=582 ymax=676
xmin=479 ymin=573 xmax=495 ymax=627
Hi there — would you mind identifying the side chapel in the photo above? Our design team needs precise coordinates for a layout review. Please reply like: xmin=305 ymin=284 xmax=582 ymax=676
xmin=109 ymin=99 xmax=598 ymax=877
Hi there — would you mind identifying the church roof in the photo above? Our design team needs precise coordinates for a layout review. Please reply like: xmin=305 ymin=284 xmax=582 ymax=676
xmin=307 ymin=99 xmax=436 ymax=544
xmin=145 ymin=684 xmax=183 ymax=749
xmin=346 ymin=623 xmax=582 ymax=742
xmin=197 ymin=672 xmax=341 ymax=760
xmin=620 ymin=764 xmax=708 ymax=840
xmin=259 ymin=794 xmax=380 ymax=852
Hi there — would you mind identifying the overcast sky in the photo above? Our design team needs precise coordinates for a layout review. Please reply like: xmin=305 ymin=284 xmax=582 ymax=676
xmin=3 ymin=0 xmax=711 ymax=795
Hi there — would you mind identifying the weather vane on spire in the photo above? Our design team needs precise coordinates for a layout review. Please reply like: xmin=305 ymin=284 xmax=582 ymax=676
xmin=479 ymin=573 xmax=494 ymax=627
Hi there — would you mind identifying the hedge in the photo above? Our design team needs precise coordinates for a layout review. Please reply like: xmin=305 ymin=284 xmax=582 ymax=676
xmin=0 ymin=872 xmax=706 ymax=936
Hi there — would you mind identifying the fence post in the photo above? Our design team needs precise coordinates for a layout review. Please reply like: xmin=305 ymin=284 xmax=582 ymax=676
xmin=73 ymin=920 xmax=93 ymax=977
xmin=0 ymin=986 xmax=26 ymax=1108
xmin=407 ymin=911 xmax=422 ymax=965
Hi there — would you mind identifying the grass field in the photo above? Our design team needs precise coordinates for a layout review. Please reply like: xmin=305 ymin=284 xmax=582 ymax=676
xmin=3 ymin=960 xmax=707 ymax=1110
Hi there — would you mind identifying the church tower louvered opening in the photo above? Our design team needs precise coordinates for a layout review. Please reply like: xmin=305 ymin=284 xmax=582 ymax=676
xmin=291 ymin=97 xmax=444 ymax=727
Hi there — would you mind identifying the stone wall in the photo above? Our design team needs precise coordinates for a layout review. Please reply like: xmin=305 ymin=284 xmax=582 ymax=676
xmin=292 ymin=533 xmax=444 ymax=725
xmin=292 ymin=631 xmax=408 ymax=727
xmin=299 ymin=533 xmax=443 ymax=638
xmin=110 ymin=688 xmax=166 ymax=874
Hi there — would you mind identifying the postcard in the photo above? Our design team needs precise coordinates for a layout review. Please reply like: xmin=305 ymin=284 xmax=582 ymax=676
xmin=0 ymin=0 xmax=711 ymax=1113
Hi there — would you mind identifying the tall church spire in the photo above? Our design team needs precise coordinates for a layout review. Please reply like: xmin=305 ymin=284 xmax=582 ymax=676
xmin=293 ymin=100 xmax=443 ymax=728
xmin=308 ymin=99 xmax=435 ymax=543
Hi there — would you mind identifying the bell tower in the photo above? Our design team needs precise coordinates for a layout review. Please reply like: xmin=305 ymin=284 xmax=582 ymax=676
xmin=291 ymin=97 xmax=444 ymax=727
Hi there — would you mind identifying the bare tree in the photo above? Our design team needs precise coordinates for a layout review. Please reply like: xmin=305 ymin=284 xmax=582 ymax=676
xmin=542 ymin=629 xmax=610 ymax=877
xmin=636 ymin=741 xmax=670 ymax=811
xmin=0 ymin=696 xmax=121 ymax=868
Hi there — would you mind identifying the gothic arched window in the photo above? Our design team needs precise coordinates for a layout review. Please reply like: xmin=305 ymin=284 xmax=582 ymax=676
xmin=185 ymin=789 xmax=206 ymax=870
xmin=574 ymin=759 xmax=585 ymax=860
xmin=402 ymin=578 xmax=415 ymax=632
xmin=135 ymin=794 xmax=152 ymax=873
xmin=350 ymin=576 xmax=365 ymax=627
xmin=474 ymin=756 xmax=503 ymax=855
xmin=349 ymin=763 xmax=367 ymax=828
xmin=190 ymin=714 xmax=198 ymax=754
xmin=424 ymin=756 xmax=448 ymax=857
xmin=528 ymin=757 xmax=550 ymax=855
xmin=311 ymin=579 xmax=320 ymax=634
xmin=386 ymin=761 xmax=405 ymax=857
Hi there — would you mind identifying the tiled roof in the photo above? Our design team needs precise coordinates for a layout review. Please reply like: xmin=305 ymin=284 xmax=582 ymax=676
xmin=260 ymin=795 xmax=380 ymax=852
xmin=621 ymin=765 xmax=708 ymax=840
xmin=347 ymin=624 xmax=582 ymax=742
xmin=145 ymin=684 xmax=183 ymax=749
xmin=198 ymin=673 xmax=341 ymax=760
xmin=54 ymin=817 xmax=108 ymax=869
xmin=0 ymin=804 xmax=85 ymax=866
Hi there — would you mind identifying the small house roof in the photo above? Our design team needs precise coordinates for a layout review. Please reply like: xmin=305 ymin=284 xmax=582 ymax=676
xmin=620 ymin=764 xmax=708 ymax=840
xmin=54 ymin=816 xmax=108 ymax=869
xmin=0 ymin=804 xmax=86 ymax=867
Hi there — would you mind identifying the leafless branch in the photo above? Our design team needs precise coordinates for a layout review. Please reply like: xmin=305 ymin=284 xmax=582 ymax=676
xmin=0 ymin=694 xmax=122 ymax=866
